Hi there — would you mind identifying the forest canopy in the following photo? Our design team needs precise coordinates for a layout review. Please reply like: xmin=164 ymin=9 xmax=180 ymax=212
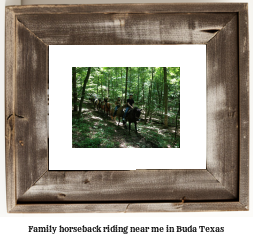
xmin=72 ymin=67 xmax=180 ymax=148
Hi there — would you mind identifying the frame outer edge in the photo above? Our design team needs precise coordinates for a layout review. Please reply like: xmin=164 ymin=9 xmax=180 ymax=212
xmin=5 ymin=7 xmax=17 ymax=212
xmin=10 ymin=202 xmax=247 ymax=213
xmin=6 ymin=3 xmax=249 ymax=14
xmin=5 ymin=3 xmax=249 ymax=213
xmin=238 ymin=3 xmax=249 ymax=209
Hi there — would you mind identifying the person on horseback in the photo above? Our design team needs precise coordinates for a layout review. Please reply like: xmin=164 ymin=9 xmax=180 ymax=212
xmin=123 ymin=94 xmax=134 ymax=121
xmin=103 ymin=97 xmax=110 ymax=115
xmin=113 ymin=97 xmax=121 ymax=117
xmin=104 ymin=97 xmax=108 ymax=108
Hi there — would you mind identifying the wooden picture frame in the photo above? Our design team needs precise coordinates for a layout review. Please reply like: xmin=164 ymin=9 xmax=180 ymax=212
xmin=5 ymin=3 xmax=249 ymax=213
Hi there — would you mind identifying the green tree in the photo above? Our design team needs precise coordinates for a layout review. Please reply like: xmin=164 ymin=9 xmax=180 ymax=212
xmin=163 ymin=67 xmax=168 ymax=127
xmin=72 ymin=67 xmax=77 ymax=111
xmin=78 ymin=67 xmax=91 ymax=118
xmin=125 ymin=67 xmax=128 ymax=103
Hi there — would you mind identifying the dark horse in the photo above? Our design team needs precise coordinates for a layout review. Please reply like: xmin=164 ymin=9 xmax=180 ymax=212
xmin=123 ymin=107 xmax=142 ymax=134
xmin=93 ymin=98 xmax=100 ymax=110
xmin=89 ymin=94 xmax=93 ymax=102
xmin=96 ymin=99 xmax=103 ymax=111
xmin=89 ymin=94 xmax=97 ymax=103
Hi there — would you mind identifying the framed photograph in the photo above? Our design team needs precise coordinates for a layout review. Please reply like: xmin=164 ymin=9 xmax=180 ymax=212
xmin=5 ymin=3 xmax=249 ymax=213
xmin=49 ymin=45 xmax=206 ymax=170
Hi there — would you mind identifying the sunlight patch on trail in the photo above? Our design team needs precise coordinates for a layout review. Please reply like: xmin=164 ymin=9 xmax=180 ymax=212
xmin=120 ymin=142 xmax=127 ymax=148
xmin=91 ymin=116 xmax=103 ymax=120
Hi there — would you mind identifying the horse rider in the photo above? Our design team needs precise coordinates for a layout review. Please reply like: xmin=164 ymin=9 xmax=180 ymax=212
xmin=123 ymin=94 xmax=134 ymax=122
xmin=113 ymin=97 xmax=121 ymax=117
xmin=103 ymin=97 xmax=108 ymax=110
xmin=104 ymin=97 xmax=108 ymax=106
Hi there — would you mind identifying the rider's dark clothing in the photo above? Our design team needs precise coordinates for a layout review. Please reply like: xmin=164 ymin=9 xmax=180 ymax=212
xmin=123 ymin=98 xmax=134 ymax=119
xmin=127 ymin=99 xmax=134 ymax=107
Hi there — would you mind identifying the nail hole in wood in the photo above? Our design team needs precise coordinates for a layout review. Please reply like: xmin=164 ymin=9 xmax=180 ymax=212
xmin=57 ymin=193 xmax=66 ymax=198
xmin=84 ymin=179 xmax=90 ymax=184
xmin=182 ymin=196 xmax=186 ymax=203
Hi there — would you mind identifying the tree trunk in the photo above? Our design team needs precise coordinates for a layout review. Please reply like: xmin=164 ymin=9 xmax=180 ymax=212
xmin=78 ymin=67 xmax=91 ymax=118
xmin=147 ymin=67 xmax=154 ymax=120
xmin=164 ymin=67 xmax=168 ymax=127
xmin=157 ymin=70 xmax=162 ymax=105
xmin=129 ymin=67 xmax=131 ymax=92
xmin=147 ymin=90 xmax=151 ymax=119
xmin=121 ymin=67 xmax=123 ymax=99
xmin=101 ymin=73 xmax=103 ymax=98
xmin=125 ymin=67 xmax=128 ymax=103
xmin=97 ymin=76 xmax=99 ymax=96
xmin=142 ymin=68 xmax=145 ymax=104
xmin=72 ymin=67 xmax=77 ymax=111
xmin=111 ymin=70 xmax=114 ymax=99
xmin=161 ymin=85 xmax=164 ymax=123
xmin=149 ymin=68 xmax=154 ymax=120
xmin=107 ymin=70 xmax=109 ymax=98
xmin=137 ymin=68 xmax=139 ymax=102
xmin=175 ymin=100 xmax=180 ymax=139
xmin=114 ymin=68 xmax=117 ymax=99
xmin=156 ymin=83 xmax=160 ymax=104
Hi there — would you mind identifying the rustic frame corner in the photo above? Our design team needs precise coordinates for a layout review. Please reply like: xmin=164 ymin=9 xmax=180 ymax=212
xmin=5 ymin=3 xmax=249 ymax=213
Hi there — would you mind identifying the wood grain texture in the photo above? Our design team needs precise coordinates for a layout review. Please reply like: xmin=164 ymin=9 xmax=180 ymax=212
xmin=5 ymin=3 xmax=249 ymax=213
xmin=7 ymin=3 xmax=246 ymax=14
xmin=16 ymin=13 xmax=236 ymax=45
xmin=125 ymin=202 xmax=247 ymax=213
xmin=15 ymin=20 xmax=48 ymax=200
xmin=5 ymin=7 xmax=16 ymax=212
xmin=206 ymin=16 xmax=239 ymax=198
xmin=238 ymin=4 xmax=249 ymax=209
xmin=10 ymin=202 xmax=247 ymax=213
xmin=18 ymin=170 xmax=236 ymax=202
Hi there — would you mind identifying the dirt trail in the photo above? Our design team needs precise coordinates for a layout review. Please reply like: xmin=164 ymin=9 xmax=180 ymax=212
xmin=78 ymin=100 xmax=158 ymax=148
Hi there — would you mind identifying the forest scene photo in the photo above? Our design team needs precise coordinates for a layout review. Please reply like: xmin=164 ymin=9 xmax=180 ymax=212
xmin=72 ymin=67 xmax=180 ymax=148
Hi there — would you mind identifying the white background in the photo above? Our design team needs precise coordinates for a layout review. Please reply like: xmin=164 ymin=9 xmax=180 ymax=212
xmin=49 ymin=45 xmax=206 ymax=170
xmin=1 ymin=0 xmax=252 ymax=237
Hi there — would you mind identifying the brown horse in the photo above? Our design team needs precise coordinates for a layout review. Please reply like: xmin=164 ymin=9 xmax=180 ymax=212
xmin=97 ymin=99 xmax=102 ymax=111
xmin=110 ymin=108 xmax=115 ymax=120
xmin=110 ymin=104 xmax=124 ymax=120
xmin=98 ymin=101 xmax=104 ymax=111
xmin=104 ymin=102 xmax=111 ymax=116
xmin=114 ymin=105 xmax=127 ymax=125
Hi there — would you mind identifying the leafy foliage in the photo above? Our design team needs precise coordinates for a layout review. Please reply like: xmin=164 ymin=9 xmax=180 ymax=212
xmin=72 ymin=67 xmax=180 ymax=148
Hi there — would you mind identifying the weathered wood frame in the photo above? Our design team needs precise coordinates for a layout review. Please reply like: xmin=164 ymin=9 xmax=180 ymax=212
xmin=5 ymin=4 xmax=249 ymax=213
